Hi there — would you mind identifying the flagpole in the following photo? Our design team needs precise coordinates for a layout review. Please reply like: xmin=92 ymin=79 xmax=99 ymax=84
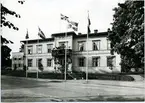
xmin=60 ymin=14 xmax=77 ymax=81
xmin=86 ymin=11 xmax=90 ymax=83
xmin=86 ymin=30 xmax=89 ymax=83
xmin=26 ymin=40 xmax=28 ymax=78
xmin=37 ymin=36 xmax=39 ymax=79
xmin=25 ymin=29 xmax=28 ymax=78
xmin=64 ymin=25 xmax=68 ymax=82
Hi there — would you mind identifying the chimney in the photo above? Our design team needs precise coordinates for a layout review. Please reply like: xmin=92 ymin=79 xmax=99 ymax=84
xmin=94 ymin=29 xmax=98 ymax=33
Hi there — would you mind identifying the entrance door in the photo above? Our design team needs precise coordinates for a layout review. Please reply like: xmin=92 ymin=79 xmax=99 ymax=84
xmin=60 ymin=59 xmax=65 ymax=66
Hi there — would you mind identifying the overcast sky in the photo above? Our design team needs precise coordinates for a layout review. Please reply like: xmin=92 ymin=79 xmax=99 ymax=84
xmin=2 ymin=0 xmax=125 ymax=53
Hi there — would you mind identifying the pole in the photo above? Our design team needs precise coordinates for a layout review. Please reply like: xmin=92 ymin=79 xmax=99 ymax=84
xmin=64 ymin=25 xmax=68 ymax=82
xmin=37 ymin=38 xmax=39 ymax=79
xmin=26 ymin=40 xmax=28 ymax=77
xmin=86 ymin=30 xmax=89 ymax=82
xmin=86 ymin=11 xmax=90 ymax=83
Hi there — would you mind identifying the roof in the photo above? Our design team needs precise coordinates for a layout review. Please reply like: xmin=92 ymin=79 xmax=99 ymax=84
xmin=20 ymin=31 xmax=108 ymax=44
xmin=21 ymin=38 xmax=54 ymax=44
xmin=12 ymin=52 xmax=24 ymax=56
xmin=51 ymin=31 xmax=76 ymax=37
xmin=74 ymin=32 xmax=108 ymax=38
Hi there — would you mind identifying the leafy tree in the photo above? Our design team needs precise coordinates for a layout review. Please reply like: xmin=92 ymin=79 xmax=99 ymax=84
xmin=1 ymin=36 xmax=13 ymax=68
xmin=1 ymin=1 xmax=25 ymax=69
xmin=1 ymin=1 xmax=25 ymax=30
xmin=52 ymin=45 xmax=72 ymax=73
xmin=108 ymin=1 xmax=144 ymax=72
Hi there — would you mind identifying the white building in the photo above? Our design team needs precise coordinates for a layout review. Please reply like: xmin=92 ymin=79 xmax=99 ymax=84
xmin=17 ymin=31 xmax=121 ymax=74
xmin=12 ymin=52 xmax=24 ymax=70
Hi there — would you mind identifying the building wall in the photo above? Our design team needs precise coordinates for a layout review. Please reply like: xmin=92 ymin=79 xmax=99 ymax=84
xmin=73 ymin=36 xmax=107 ymax=51
xmin=72 ymin=53 xmax=121 ymax=74
xmin=54 ymin=35 xmax=73 ymax=49
xmin=12 ymin=52 xmax=24 ymax=70
xmin=25 ymin=41 xmax=54 ymax=54
xmin=25 ymin=41 xmax=55 ymax=72
xmin=19 ymin=33 xmax=121 ymax=73
xmin=72 ymin=36 xmax=121 ymax=73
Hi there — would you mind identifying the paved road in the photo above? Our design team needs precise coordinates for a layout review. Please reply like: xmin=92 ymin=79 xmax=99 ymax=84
xmin=1 ymin=75 xmax=144 ymax=102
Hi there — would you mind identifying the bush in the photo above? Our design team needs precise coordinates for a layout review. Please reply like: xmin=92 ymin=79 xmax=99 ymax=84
xmin=1 ymin=70 xmax=26 ymax=77
xmin=88 ymin=73 xmax=134 ymax=81
xmin=1 ymin=70 xmax=135 ymax=81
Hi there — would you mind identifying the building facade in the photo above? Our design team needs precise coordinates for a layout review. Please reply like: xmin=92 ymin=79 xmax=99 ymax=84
xmin=17 ymin=31 xmax=121 ymax=74
xmin=12 ymin=52 xmax=24 ymax=70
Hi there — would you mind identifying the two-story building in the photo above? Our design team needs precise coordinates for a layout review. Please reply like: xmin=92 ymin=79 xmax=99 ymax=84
xmin=12 ymin=52 xmax=24 ymax=70
xmin=12 ymin=30 xmax=121 ymax=74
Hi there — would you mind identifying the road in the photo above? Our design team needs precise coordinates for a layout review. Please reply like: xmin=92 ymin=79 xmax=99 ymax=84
xmin=1 ymin=75 xmax=144 ymax=102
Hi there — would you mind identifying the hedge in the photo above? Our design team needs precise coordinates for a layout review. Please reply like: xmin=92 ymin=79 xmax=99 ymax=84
xmin=1 ymin=70 xmax=135 ymax=81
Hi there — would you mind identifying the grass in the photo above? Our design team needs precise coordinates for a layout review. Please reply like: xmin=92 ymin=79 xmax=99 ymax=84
xmin=75 ymin=96 xmax=144 ymax=102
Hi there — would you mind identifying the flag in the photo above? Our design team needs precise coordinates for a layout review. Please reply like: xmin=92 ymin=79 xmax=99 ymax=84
xmin=68 ymin=21 xmax=78 ymax=31
xmin=38 ymin=27 xmax=46 ymax=39
xmin=60 ymin=14 xmax=69 ymax=22
xmin=25 ymin=29 xmax=29 ymax=39
xmin=9 ymin=40 xmax=14 ymax=44
xmin=87 ymin=12 xmax=91 ymax=34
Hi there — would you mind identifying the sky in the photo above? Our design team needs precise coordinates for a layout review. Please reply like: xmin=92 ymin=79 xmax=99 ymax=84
xmin=2 ymin=0 xmax=125 ymax=53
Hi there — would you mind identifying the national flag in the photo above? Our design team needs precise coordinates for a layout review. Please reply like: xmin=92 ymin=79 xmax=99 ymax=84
xmin=68 ymin=21 xmax=78 ymax=31
xmin=38 ymin=27 xmax=46 ymax=39
xmin=60 ymin=14 xmax=69 ymax=22
xmin=87 ymin=12 xmax=91 ymax=34
xmin=25 ymin=29 xmax=29 ymax=39
xmin=9 ymin=40 xmax=14 ymax=44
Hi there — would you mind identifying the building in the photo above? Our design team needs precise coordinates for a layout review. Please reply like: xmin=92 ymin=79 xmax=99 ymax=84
xmin=12 ymin=52 xmax=24 ymax=70
xmin=15 ymin=30 xmax=121 ymax=74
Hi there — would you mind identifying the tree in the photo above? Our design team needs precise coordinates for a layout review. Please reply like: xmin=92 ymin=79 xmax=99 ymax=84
xmin=108 ymin=1 xmax=144 ymax=72
xmin=1 ymin=1 xmax=25 ymax=69
xmin=1 ymin=1 xmax=25 ymax=30
xmin=52 ymin=45 xmax=72 ymax=73
xmin=1 ymin=36 xmax=13 ymax=68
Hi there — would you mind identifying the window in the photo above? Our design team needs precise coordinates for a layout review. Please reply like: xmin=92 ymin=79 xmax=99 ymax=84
xmin=59 ymin=41 xmax=68 ymax=48
xmin=18 ymin=64 xmax=21 ymax=67
xmin=107 ymin=39 xmax=111 ymax=50
xmin=78 ymin=57 xmax=85 ymax=67
xmin=36 ymin=45 xmax=42 ymax=54
xmin=47 ymin=59 xmax=52 ymax=67
xmin=36 ymin=58 xmax=42 ymax=67
xmin=47 ymin=44 xmax=53 ymax=53
xmin=92 ymin=40 xmax=100 ymax=50
xmin=107 ymin=56 xmax=115 ymax=68
xmin=92 ymin=57 xmax=100 ymax=67
xmin=27 ymin=46 xmax=33 ymax=54
xmin=78 ymin=41 xmax=86 ymax=51
xmin=28 ymin=59 xmax=32 ymax=67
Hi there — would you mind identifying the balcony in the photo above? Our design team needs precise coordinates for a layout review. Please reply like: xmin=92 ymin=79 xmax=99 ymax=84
xmin=52 ymin=47 xmax=72 ymax=57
